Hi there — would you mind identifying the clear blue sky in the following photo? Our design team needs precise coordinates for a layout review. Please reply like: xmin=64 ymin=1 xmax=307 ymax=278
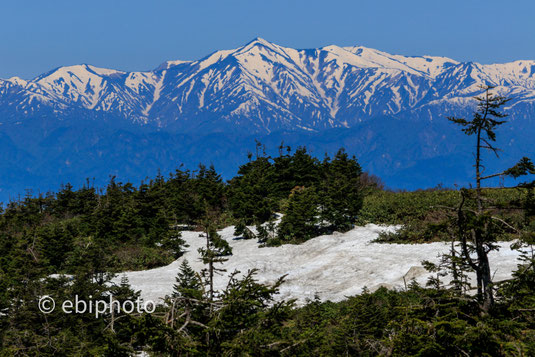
xmin=1 ymin=0 xmax=533 ymax=79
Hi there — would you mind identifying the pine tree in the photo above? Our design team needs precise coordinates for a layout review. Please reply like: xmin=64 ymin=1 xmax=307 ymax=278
xmin=499 ymin=175 xmax=535 ymax=315
xmin=167 ymin=167 xmax=197 ymax=224
xmin=256 ymin=216 xmax=277 ymax=244
xmin=107 ymin=275 xmax=141 ymax=347
xmin=197 ymin=212 xmax=232 ymax=305
xmin=272 ymin=146 xmax=320 ymax=199
xmin=320 ymin=149 xmax=364 ymax=232
xmin=38 ymin=220 xmax=79 ymax=270
xmin=228 ymin=156 xmax=275 ymax=224
xmin=277 ymin=186 xmax=320 ymax=243
xmin=233 ymin=219 xmax=256 ymax=239
xmin=447 ymin=85 xmax=534 ymax=311
xmin=193 ymin=163 xmax=226 ymax=218
xmin=172 ymin=260 xmax=202 ymax=300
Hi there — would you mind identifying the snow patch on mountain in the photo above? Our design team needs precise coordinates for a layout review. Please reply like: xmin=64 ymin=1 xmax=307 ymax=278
xmin=2 ymin=38 xmax=535 ymax=133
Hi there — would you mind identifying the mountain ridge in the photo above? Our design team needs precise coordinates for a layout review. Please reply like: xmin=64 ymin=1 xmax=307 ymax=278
xmin=2 ymin=37 xmax=534 ymax=133
xmin=0 ymin=38 xmax=534 ymax=200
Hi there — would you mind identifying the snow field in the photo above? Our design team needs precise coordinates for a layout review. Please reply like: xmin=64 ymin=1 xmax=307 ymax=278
xmin=122 ymin=224 xmax=522 ymax=305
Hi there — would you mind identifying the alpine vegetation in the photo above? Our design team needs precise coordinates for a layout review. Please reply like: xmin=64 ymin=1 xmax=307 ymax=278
xmin=1 ymin=128 xmax=535 ymax=354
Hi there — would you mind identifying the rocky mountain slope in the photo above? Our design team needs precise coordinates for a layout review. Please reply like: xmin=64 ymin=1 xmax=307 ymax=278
xmin=1 ymin=38 xmax=534 ymax=199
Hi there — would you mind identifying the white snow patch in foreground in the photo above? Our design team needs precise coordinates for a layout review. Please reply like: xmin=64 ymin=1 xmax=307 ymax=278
xmin=121 ymin=224 xmax=522 ymax=305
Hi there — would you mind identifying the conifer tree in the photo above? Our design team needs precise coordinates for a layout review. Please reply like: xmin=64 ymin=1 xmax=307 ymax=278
xmin=272 ymin=147 xmax=320 ymax=198
xmin=233 ymin=219 xmax=256 ymax=239
xmin=256 ymin=216 xmax=277 ymax=244
xmin=278 ymin=186 xmax=320 ymax=243
xmin=499 ymin=172 xmax=535 ymax=314
xmin=197 ymin=211 xmax=232 ymax=305
xmin=228 ymin=156 xmax=275 ymax=224
xmin=447 ymin=85 xmax=534 ymax=310
xmin=172 ymin=260 xmax=202 ymax=300
xmin=194 ymin=163 xmax=226 ymax=217
xmin=106 ymin=275 xmax=142 ymax=350
xmin=320 ymin=149 xmax=364 ymax=231
xmin=163 ymin=260 xmax=207 ymax=352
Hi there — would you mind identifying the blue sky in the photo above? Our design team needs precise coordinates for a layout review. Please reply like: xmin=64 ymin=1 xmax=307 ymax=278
xmin=1 ymin=0 xmax=533 ymax=79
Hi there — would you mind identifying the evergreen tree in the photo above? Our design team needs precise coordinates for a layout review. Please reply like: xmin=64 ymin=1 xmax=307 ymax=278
xmin=198 ymin=212 xmax=232 ymax=304
xmin=320 ymin=149 xmax=364 ymax=231
xmin=228 ymin=156 xmax=275 ymax=224
xmin=500 ymin=174 xmax=535 ymax=317
xmin=256 ymin=216 xmax=277 ymax=244
xmin=193 ymin=163 xmax=226 ymax=218
xmin=277 ymin=186 xmax=320 ymax=243
xmin=166 ymin=167 xmax=197 ymax=224
xmin=272 ymin=147 xmax=321 ymax=198
xmin=233 ymin=219 xmax=256 ymax=239
xmin=106 ymin=275 xmax=142 ymax=353
xmin=447 ymin=85 xmax=534 ymax=310
xmin=38 ymin=219 xmax=79 ymax=270
xmin=172 ymin=260 xmax=202 ymax=300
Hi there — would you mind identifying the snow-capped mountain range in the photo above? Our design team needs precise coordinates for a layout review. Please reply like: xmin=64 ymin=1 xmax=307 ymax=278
xmin=0 ymin=38 xmax=534 ymax=199
xmin=2 ymin=37 xmax=534 ymax=133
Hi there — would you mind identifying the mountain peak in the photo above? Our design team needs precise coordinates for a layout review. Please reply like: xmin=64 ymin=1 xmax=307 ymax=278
xmin=247 ymin=37 xmax=271 ymax=45
xmin=240 ymin=37 xmax=280 ymax=52
xmin=156 ymin=59 xmax=192 ymax=71
xmin=6 ymin=76 xmax=28 ymax=86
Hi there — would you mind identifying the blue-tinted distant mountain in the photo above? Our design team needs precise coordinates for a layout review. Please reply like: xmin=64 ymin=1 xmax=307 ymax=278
xmin=1 ymin=38 xmax=534 ymax=200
